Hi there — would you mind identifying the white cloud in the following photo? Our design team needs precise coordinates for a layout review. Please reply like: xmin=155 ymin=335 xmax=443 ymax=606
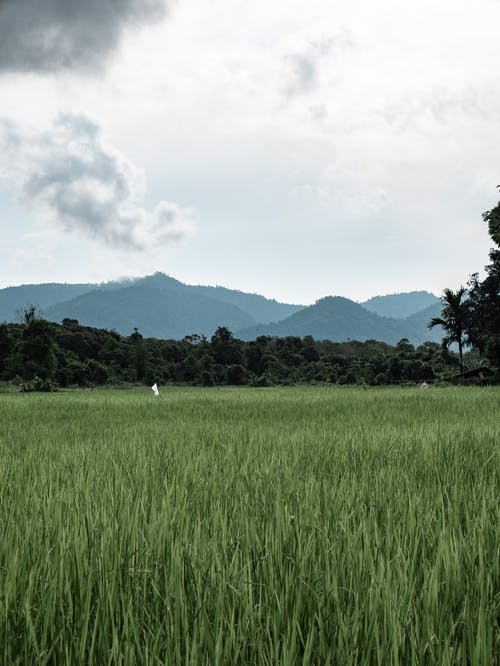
xmin=282 ymin=29 xmax=355 ymax=98
xmin=0 ymin=114 xmax=194 ymax=251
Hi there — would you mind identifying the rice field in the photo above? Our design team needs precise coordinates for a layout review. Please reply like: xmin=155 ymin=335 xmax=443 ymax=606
xmin=0 ymin=386 xmax=498 ymax=665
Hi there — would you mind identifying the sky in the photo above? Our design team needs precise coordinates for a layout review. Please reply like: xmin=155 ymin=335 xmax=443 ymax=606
xmin=0 ymin=0 xmax=499 ymax=304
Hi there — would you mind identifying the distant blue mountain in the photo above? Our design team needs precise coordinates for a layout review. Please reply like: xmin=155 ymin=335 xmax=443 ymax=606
xmin=0 ymin=274 xmax=444 ymax=344
xmin=44 ymin=279 xmax=255 ymax=339
xmin=237 ymin=296 xmax=443 ymax=346
xmin=362 ymin=291 xmax=439 ymax=318
xmin=0 ymin=273 xmax=302 ymax=339
xmin=0 ymin=282 xmax=95 ymax=323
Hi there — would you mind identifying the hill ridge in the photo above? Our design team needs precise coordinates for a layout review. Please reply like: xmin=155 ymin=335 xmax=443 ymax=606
xmin=0 ymin=274 xmax=443 ymax=344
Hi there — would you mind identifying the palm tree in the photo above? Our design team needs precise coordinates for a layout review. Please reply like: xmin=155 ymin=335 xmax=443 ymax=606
xmin=428 ymin=287 xmax=468 ymax=373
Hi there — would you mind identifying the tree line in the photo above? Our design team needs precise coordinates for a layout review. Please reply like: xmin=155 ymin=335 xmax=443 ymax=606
xmin=0 ymin=314 xmax=480 ymax=390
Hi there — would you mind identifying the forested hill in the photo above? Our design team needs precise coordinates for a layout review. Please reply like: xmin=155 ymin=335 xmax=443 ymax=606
xmin=237 ymin=296 xmax=443 ymax=345
xmin=362 ymin=291 xmax=439 ymax=318
xmin=0 ymin=273 xmax=302 ymax=335
xmin=404 ymin=302 xmax=443 ymax=330
xmin=1 ymin=274 xmax=442 ymax=345
xmin=0 ymin=282 xmax=96 ymax=322
xmin=44 ymin=281 xmax=256 ymax=340
xmin=185 ymin=284 xmax=301 ymax=323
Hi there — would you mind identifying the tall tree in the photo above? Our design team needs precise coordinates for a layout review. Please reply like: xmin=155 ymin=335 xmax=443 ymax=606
xmin=428 ymin=287 xmax=468 ymax=372
xmin=0 ymin=323 xmax=14 ymax=377
xmin=130 ymin=328 xmax=148 ymax=381
xmin=210 ymin=327 xmax=243 ymax=365
xmin=20 ymin=317 xmax=57 ymax=379
xmin=466 ymin=189 xmax=500 ymax=370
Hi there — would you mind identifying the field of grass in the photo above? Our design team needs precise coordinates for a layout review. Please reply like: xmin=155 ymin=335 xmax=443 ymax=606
xmin=0 ymin=386 xmax=498 ymax=665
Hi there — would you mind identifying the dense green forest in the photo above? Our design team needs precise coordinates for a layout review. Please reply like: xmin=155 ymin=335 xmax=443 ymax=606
xmin=0 ymin=316 xmax=481 ymax=390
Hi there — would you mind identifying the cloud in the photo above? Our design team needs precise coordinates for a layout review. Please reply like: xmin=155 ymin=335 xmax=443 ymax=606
xmin=285 ymin=54 xmax=318 ymax=97
xmin=0 ymin=114 xmax=193 ymax=251
xmin=283 ymin=29 xmax=355 ymax=98
xmin=0 ymin=0 xmax=172 ymax=73
xmin=291 ymin=162 xmax=391 ymax=225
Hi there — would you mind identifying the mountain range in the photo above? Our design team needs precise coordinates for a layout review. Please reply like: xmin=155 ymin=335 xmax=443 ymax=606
xmin=237 ymin=296 xmax=442 ymax=345
xmin=0 ymin=273 xmax=443 ymax=345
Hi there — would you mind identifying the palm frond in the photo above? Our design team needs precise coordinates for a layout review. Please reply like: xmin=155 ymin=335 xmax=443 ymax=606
xmin=441 ymin=336 xmax=452 ymax=350
xmin=428 ymin=317 xmax=446 ymax=330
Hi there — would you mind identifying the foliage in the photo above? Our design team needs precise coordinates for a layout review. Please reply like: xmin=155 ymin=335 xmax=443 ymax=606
xmin=19 ymin=317 xmax=57 ymax=379
xmin=0 ymin=323 xmax=13 ymax=365
xmin=428 ymin=287 xmax=468 ymax=372
xmin=466 ymin=189 xmax=500 ymax=370
xmin=427 ymin=190 xmax=500 ymax=376
xmin=0 ymin=317 xmax=470 ymax=387
xmin=29 ymin=376 xmax=57 ymax=392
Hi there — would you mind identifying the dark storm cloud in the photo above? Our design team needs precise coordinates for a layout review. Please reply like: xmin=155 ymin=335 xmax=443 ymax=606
xmin=0 ymin=114 xmax=192 ymax=250
xmin=0 ymin=0 xmax=172 ymax=73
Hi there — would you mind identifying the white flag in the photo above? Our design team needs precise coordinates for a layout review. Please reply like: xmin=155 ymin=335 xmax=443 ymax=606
xmin=151 ymin=383 xmax=159 ymax=396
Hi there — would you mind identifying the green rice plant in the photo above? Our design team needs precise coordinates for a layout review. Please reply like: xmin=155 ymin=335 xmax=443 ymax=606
xmin=0 ymin=386 xmax=498 ymax=664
